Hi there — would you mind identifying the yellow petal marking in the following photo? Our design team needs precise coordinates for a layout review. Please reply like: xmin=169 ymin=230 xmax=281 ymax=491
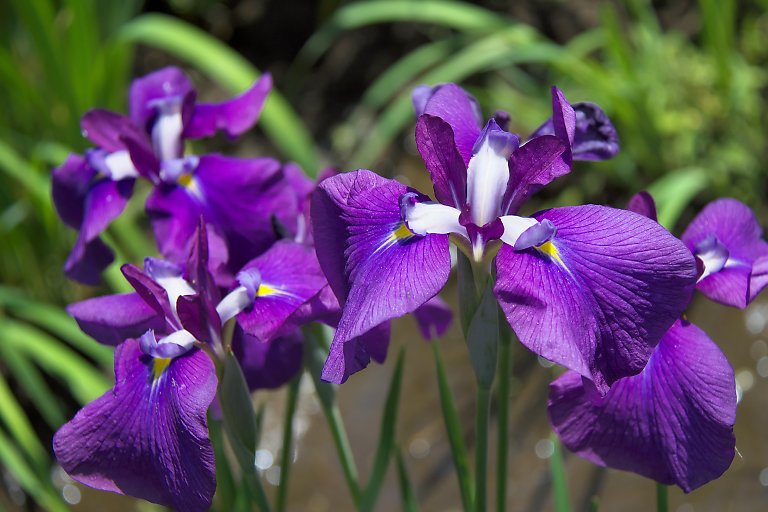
xmin=536 ymin=240 xmax=566 ymax=268
xmin=257 ymin=283 xmax=280 ymax=297
xmin=152 ymin=357 xmax=172 ymax=382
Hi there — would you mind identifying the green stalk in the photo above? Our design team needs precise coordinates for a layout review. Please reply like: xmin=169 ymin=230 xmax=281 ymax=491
xmin=550 ymin=434 xmax=571 ymax=512
xmin=432 ymin=342 xmax=474 ymax=512
xmin=276 ymin=373 xmax=302 ymax=512
xmin=495 ymin=332 xmax=511 ymax=512
xmin=656 ymin=483 xmax=668 ymax=512
xmin=474 ymin=385 xmax=492 ymax=512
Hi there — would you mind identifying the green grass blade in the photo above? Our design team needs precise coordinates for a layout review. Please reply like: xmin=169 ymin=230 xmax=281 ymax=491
xmin=0 ymin=286 xmax=114 ymax=367
xmin=432 ymin=342 xmax=473 ymax=512
xmin=276 ymin=373 xmax=301 ymax=512
xmin=118 ymin=14 xmax=319 ymax=176
xmin=0 ymin=140 xmax=51 ymax=205
xmin=550 ymin=433 xmax=571 ymax=512
xmin=360 ymin=349 xmax=405 ymax=512
xmin=294 ymin=0 xmax=510 ymax=72
xmin=395 ymin=448 xmax=420 ymax=512
xmin=2 ymin=318 xmax=110 ymax=404
xmin=646 ymin=167 xmax=709 ymax=231
xmin=0 ymin=372 xmax=48 ymax=471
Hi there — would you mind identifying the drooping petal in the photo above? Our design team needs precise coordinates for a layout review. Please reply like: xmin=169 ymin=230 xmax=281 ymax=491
xmin=548 ymin=320 xmax=736 ymax=492
xmin=53 ymin=339 xmax=217 ymax=512
xmin=494 ymin=205 xmax=697 ymax=392
xmin=129 ymin=66 xmax=195 ymax=132
xmin=52 ymin=154 xmax=97 ymax=230
xmin=235 ymin=240 xmax=328 ymax=342
xmin=146 ymin=184 xmax=205 ymax=265
xmin=321 ymin=322 xmax=392 ymax=384
xmin=681 ymin=198 xmax=768 ymax=308
xmin=419 ymin=83 xmax=483 ymax=165
xmin=67 ymin=293 xmax=167 ymax=346
xmin=64 ymin=177 xmax=134 ymax=284
xmin=415 ymin=114 xmax=468 ymax=208
xmin=312 ymin=170 xmax=451 ymax=382
xmin=232 ymin=327 xmax=303 ymax=390
xmin=413 ymin=296 xmax=453 ymax=340
xmin=185 ymin=74 xmax=272 ymax=139
xmin=501 ymin=135 xmax=569 ymax=216
xmin=530 ymin=100 xmax=619 ymax=162
xmin=626 ymin=191 xmax=658 ymax=221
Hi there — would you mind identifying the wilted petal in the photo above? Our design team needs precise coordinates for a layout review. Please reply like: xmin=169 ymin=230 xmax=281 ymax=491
xmin=185 ymin=73 xmax=272 ymax=139
xmin=548 ymin=320 xmax=736 ymax=492
xmin=232 ymin=327 xmax=303 ymax=390
xmin=413 ymin=296 xmax=452 ymax=340
xmin=494 ymin=205 xmax=697 ymax=392
xmin=419 ymin=83 xmax=483 ymax=165
xmin=312 ymin=170 xmax=451 ymax=382
xmin=53 ymin=339 xmax=217 ymax=512
xmin=67 ymin=293 xmax=167 ymax=346
xmin=682 ymin=198 xmax=768 ymax=308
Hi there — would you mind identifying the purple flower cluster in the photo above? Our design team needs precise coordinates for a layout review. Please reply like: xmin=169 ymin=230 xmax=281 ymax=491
xmin=50 ymin=68 xmax=767 ymax=510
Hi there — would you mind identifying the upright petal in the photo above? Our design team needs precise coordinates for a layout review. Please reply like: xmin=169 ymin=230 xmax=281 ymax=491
xmin=67 ymin=293 xmax=167 ymax=346
xmin=626 ymin=191 xmax=658 ymax=221
xmin=80 ymin=109 xmax=149 ymax=154
xmin=185 ymin=73 xmax=272 ymax=139
xmin=129 ymin=66 xmax=195 ymax=132
xmin=548 ymin=320 xmax=736 ymax=492
xmin=419 ymin=84 xmax=483 ymax=165
xmin=681 ymin=198 xmax=768 ymax=308
xmin=53 ymin=339 xmax=217 ymax=512
xmin=415 ymin=114 xmax=467 ymax=208
xmin=494 ymin=205 xmax=697 ymax=392
xmin=312 ymin=170 xmax=451 ymax=382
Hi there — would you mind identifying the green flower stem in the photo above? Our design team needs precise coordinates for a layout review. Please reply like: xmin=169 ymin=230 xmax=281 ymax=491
xmin=495 ymin=331 xmax=511 ymax=512
xmin=656 ymin=483 xmax=668 ymax=512
xmin=550 ymin=433 xmax=571 ymax=512
xmin=276 ymin=373 xmax=302 ymax=512
xmin=474 ymin=384 xmax=492 ymax=512
xmin=303 ymin=325 xmax=361 ymax=506
xmin=432 ymin=342 xmax=474 ymax=512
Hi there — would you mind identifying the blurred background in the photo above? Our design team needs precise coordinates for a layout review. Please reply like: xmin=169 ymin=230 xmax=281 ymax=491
xmin=1 ymin=0 xmax=767 ymax=510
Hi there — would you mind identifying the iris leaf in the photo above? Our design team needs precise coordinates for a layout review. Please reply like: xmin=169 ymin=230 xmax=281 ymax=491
xmin=550 ymin=433 xmax=571 ymax=512
xmin=395 ymin=448 xmax=420 ymax=512
xmin=360 ymin=348 xmax=406 ymax=512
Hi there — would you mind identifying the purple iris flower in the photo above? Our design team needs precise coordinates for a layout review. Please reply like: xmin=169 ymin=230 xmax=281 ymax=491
xmin=312 ymin=83 xmax=697 ymax=388
xmin=547 ymin=192 xmax=767 ymax=491
xmin=52 ymin=66 xmax=274 ymax=284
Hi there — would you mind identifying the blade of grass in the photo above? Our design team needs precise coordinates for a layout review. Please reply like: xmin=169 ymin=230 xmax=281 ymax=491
xmin=646 ymin=167 xmax=709 ymax=231
xmin=395 ymin=448 xmax=420 ymax=512
xmin=276 ymin=373 xmax=301 ymax=512
xmin=118 ymin=14 xmax=319 ymax=176
xmin=550 ymin=433 xmax=571 ymax=512
xmin=0 ymin=372 xmax=48 ymax=472
xmin=359 ymin=349 xmax=406 ymax=512
xmin=432 ymin=342 xmax=473 ymax=512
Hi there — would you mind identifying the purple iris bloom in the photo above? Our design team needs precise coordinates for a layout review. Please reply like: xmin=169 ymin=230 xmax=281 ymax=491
xmin=547 ymin=192 xmax=765 ymax=491
xmin=312 ymin=84 xmax=697 ymax=388
xmin=52 ymin=66 xmax=274 ymax=284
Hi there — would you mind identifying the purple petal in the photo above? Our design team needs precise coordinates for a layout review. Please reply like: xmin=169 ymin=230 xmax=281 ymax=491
xmin=67 ymin=293 xmax=167 ymax=346
xmin=53 ymin=339 xmax=217 ymax=512
xmin=80 ymin=109 xmax=149 ymax=154
xmin=232 ymin=327 xmax=303 ymax=390
xmin=548 ymin=320 xmax=736 ymax=492
xmin=312 ymin=170 xmax=451 ymax=382
xmin=413 ymin=296 xmax=453 ymax=340
xmin=121 ymin=263 xmax=177 ymax=327
xmin=682 ymin=198 xmax=768 ymax=308
xmin=63 ymin=237 xmax=115 ymax=286
xmin=52 ymin=154 xmax=97 ymax=229
xmin=415 ymin=114 xmax=468 ymax=208
xmin=321 ymin=322 xmax=392 ymax=384
xmin=177 ymin=294 xmax=222 ymax=346
xmin=502 ymin=135 xmax=570 ymax=215
xmin=185 ymin=73 xmax=272 ymax=139
xmin=626 ymin=191 xmax=658 ymax=221
xmin=236 ymin=240 xmax=327 ymax=342
xmin=146 ymin=184 xmax=205 ymax=265
xmin=494 ymin=205 xmax=697 ymax=392
xmin=129 ymin=66 xmax=195 ymax=132
xmin=550 ymin=87 xmax=576 ymax=163
xmin=419 ymin=84 xmax=483 ymax=165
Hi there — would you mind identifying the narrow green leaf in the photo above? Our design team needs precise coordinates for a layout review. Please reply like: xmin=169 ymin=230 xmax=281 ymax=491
xmin=0 ymin=140 xmax=51 ymax=205
xmin=395 ymin=448 xmax=420 ymax=512
xmin=432 ymin=342 xmax=473 ymax=512
xmin=209 ymin=418 xmax=237 ymax=512
xmin=219 ymin=352 xmax=257 ymax=455
xmin=360 ymin=349 xmax=406 ymax=511
xmin=118 ymin=14 xmax=319 ymax=176
xmin=647 ymin=167 xmax=709 ymax=231
xmin=550 ymin=433 xmax=571 ymax=512
xmin=0 ymin=372 xmax=48 ymax=471
xmin=2 ymin=318 xmax=110 ymax=404
xmin=276 ymin=373 xmax=302 ymax=512
xmin=656 ymin=483 xmax=668 ymax=512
